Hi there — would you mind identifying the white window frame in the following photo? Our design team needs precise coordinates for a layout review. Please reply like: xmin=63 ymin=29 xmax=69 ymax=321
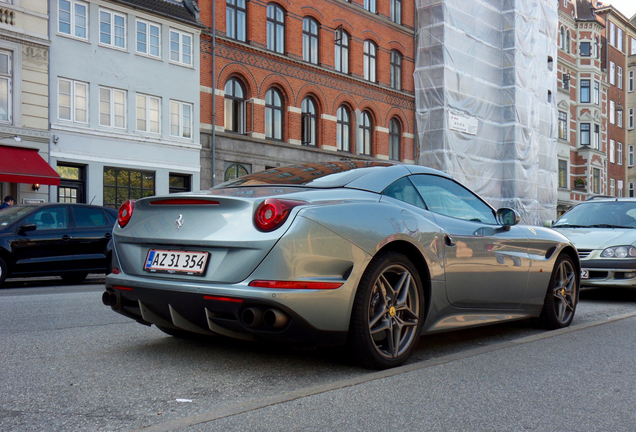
xmin=618 ymin=142 xmax=623 ymax=166
xmin=629 ymin=70 xmax=634 ymax=92
xmin=630 ymin=182 xmax=635 ymax=197
xmin=58 ymin=78 xmax=88 ymax=124
xmin=629 ymin=108 xmax=634 ymax=130
xmin=610 ymin=61 xmax=615 ymax=85
xmin=610 ymin=139 xmax=615 ymax=163
xmin=99 ymin=8 xmax=126 ymax=50
xmin=136 ymin=19 xmax=161 ymax=58
xmin=617 ymin=27 xmax=623 ymax=52
xmin=0 ymin=49 xmax=13 ymax=124
xmin=610 ymin=178 xmax=615 ymax=196
xmin=617 ymin=110 xmax=623 ymax=128
xmin=632 ymin=37 xmax=636 ymax=55
xmin=617 ymin=66 xmax=623 ymax=89
xmin=58 ymin=0 xmax=88 ymax=41
xmin=630 ymin=145 xmax=635 ymax=167
xmin=169 ymin=29 xmax=193 ymax=66
xmin=618 ymin=180 xmax=624 ymax=197
xmin=170 ymin=100 xmax=193 ymax=139
xmin=136 ymin=94 xmax=161 ymax=134
xmin=99 ymin=86 xmax=126 ymax=129
xmin=610 ymin=100 xmax=615 ymax=124
xmin=609 ymin=21 xmax=616 ymax=47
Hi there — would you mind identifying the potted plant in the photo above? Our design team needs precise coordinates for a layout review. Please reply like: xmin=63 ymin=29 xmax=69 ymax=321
xmin=573 ymin=177 xmax=587 ymax=189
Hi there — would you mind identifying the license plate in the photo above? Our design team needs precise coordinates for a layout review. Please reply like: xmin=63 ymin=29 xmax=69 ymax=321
xmin=581 ymin=269 xmax=589 ymax=279
xmin=144 ymin=249 xmax=208 ymax=275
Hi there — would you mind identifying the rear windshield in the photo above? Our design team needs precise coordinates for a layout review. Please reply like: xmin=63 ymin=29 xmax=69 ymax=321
xmin=554 ymin=201 xmax=636 ymax=229
xmin=215 ymin=161 xmax=395 ymax=189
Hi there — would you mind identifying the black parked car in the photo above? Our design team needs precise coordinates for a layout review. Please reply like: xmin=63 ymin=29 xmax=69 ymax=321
xmin=0 ymin=203 xmax=117 ymax=286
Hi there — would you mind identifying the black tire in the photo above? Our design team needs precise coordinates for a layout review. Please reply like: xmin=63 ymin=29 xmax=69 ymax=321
xmin=60 ymin=272 xmax=88 ymax=284
xmin=349 ymin=251 xmax=424 ymax=370
xmin=536 ymin=253 xmax=578 ymax=329
xmin=0 ymin=256 xmax=7 ymax=287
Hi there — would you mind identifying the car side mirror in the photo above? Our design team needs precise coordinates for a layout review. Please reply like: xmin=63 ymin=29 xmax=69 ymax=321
xmin=19 ymin=223 xmax=37 ymax=233
xmin=496 ymin=208 xmax=520 ymax=231
xmin=543 ymin=220 xmax=553 ymax=228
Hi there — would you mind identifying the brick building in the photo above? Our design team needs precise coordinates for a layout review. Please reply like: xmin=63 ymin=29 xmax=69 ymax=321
xmin=198 ymin=0 xmax=416 ymax=187
xmin=624 ymin=15 xmax=636 ymax=196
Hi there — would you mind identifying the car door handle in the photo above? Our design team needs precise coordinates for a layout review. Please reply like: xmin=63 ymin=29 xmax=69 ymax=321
xmin=61 ymin=235 xmax=71 ymax=241
xmin=444 ymin=233 xmax=456 ymax=247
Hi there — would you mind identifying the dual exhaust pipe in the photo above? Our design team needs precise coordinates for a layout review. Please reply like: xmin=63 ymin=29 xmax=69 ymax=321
xmin=241 ymin=307 xmax=289 ymax=329
xmin=102 ymin=291 xmax=118 ymax=308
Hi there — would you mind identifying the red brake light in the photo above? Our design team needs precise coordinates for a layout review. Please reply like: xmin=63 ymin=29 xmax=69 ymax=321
xmin=118 ymin=199 xmax=136 ymax=228
xmin=249 ymin=280 xmax=343 ymax=290
xmin=254 ymin=199 xmax=305 ymax=232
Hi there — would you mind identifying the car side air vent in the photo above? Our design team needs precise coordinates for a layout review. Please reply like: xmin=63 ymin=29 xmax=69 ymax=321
xmin=544 ymin=246 xmax=556 ymax=260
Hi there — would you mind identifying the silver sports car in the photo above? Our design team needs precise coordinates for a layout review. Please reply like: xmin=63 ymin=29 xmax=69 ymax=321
xmin=104 ymin=161 xmax=579 ymax=369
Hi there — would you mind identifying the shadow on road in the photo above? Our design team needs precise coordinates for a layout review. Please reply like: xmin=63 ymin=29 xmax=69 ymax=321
xmin=1 ymin=275 xmax=105 ymax=290
xmin=580 ymin=287 xmax=636 ymax=303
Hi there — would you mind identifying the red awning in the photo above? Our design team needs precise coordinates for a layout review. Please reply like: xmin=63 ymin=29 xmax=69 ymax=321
xmin=0 ymin=145 xmax=61 ymax=186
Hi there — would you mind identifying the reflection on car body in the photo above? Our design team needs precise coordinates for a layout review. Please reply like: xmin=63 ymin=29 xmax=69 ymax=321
xmin=104 ymin=162 xmax=580 ymax=369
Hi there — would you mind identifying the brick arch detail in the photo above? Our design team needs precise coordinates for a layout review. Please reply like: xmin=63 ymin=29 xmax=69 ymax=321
xmin=218 ymin=63 xmax=257 ymax=99
xmin=357 ymin=99 xmax=382 ymax=126
xmin=385 ymin=107 xmax=411 ymax=134
xmin=260 ymin=74 xmax=296 ymax=106
xmin=332 ymin=19 xmax=354 ymax=34
xmin=297 ymin=84 xmax=328 ymax=114
xmin=361 ymin=30 xmax=382 ymax=45
xmin=332 ymin=93 xmax=358 ymax=115
xmin=388 ymin=41 xmax=407 ymax=55
xmin=300 ymin=7 xmax=325 ymax=22
xmin=266 ymin=0 xmax=290 ymax=11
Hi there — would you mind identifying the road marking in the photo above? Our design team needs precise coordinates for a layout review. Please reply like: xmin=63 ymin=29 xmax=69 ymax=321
xmin=131 ymin=310 xmax=636 ymax=432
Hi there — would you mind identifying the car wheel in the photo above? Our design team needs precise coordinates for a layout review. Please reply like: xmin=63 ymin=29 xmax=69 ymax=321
xmin=60 ymin=272 xmax=88 ymax=284
xmin=349 ymin=251 xmax=424 ymax=370
xmin=0 ymin=257 xmax=7 ymax=287
xmin=536 ymin=253 xmax=578 ymax=329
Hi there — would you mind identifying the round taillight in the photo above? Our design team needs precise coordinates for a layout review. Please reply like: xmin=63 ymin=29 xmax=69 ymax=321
xmin=118 ymin=199 xmax=136 ymax=228
xmin=254 ymin=199 xmax=304 ymax=232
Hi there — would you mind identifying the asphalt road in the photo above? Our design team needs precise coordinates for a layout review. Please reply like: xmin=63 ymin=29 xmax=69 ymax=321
xmin=1 ymin=278 xmax=635 ymax=431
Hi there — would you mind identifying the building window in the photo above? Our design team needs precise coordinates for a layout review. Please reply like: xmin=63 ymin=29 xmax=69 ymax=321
xmin=593 ymin=124 xmax=600 ymax=150
xmin=610 ymin=178 xmax=615 ymax=196
xmin=610 ymin=139 xmax=615 ymax=163
xmin=558 ymin=159 xmax=567 ymax=189
xmin=99 ymin=9 xmax=126 ymax=49
xmin=267 ymin=4 xmax=285 ymax=54
xmin=99 ymin=87 xmax=126 ymax=129
xmin=594 ymin=81 xmax=599 ymax=105
xmin=610 ymin=62 xmax=615 ymax=85
xmin=226 ymin=0 xmax=246 ymax=42
xmin=359 ymin=111 xmax=373 ymax=155
xmin=630 ymin=145 xmax=635 ymax=167
xmin=389 ymin=118 xmax=400 ymax=161
xmin=265 ymin=88 xmax=283 ymax=141
xmin=169 ymin=30 xmax=192 ymax=66
xmin=558 ymin=111 xmax=567 ymax=140
xmin=563 ymin=73 xmax=569 ymax=90
xmin=619 ymin=180 xmax=624 ymax=197
xmin=103 ymin=167 xmax=155 ymax=209
xmin=618 ymin=66 xmax=623 ymax=89
xmin=301 ymin=97 xmax=317 ymax=146
xmin=580 ymin=41 xmax=590 ymax=56
xmin=335 ymin=28 xmax=349 ymax=74
xmin=618 ymin=142 xmax=623 ymax=165
xmin=618 ymin=110 xmax=623 ymax=128
xmin=364 ymin=0 xmax=376 ymax=13
xmin=136 ymin=94 xmax=160 ymax=133
xmin=390 ymin=0 xmax=401 ymax=24
xmin=629 ymin=70 xmax=634 ymax=92
xmin=595 ymin=37 xmax=599 ymax=58
xmin=58 ymin=0 xmax=88 ymax=40
xmin=303 ymin=17 xmax=319 ymax=64
xmin=592 ymin=168 xmax=600 ymax=194
xmin=629 ymin=108 xmax=634 ymax=129
xmin=609 ymin=21 xmax=616 ymax=47
xmin=617 ymin=27 xmax=623 ymax=52
xmin=224 ymin=78 xmax=245 ymax=133
xmin=559 ymin=26 xmax=564 ymax=50
xmin=580 ymin=123 xmax=590 ymax=146
xmin=136 ymin=20 xmax=160 ymax=58
xmin=580 ymin=79 xmax=590 ymax=103
xmin=224 ymin=163 xmax=249 ymax=182
xmin=390 ymin=50 xmax=402 ymax=90
xmin=0 ymin=50 xmax=12 ymax=123
xmin=57 ymin=164 xmax=86 ymax=204
xmin=630 ymin=182 xmax=635 ymax=197
xmin=169 ymin=174 xmax=191 ymax=194
xmin=58 ymin=78 xmax=87 ymax=124
xmin=170 ymin=100 xmax=193 ymax=139
xmin=337 ymin=106 xmax=351 ymax=152
xmin=566 ymin=30 xmax=570 ymax=53
xmin=610 ymin=100 xmax=615 ymax=124
xmin=363 ymin=40 xmax=376 ymax=82
xmin=632 ymin=37 xmax=636 ymax=55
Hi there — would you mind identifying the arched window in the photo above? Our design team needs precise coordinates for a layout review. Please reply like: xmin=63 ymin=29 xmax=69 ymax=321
xmin=559 ymin=26 xmax=564 ymax=50
xmin=337 ymin=105 xmax=351 ymax=152
xmin=390 ymin=50 xmax=402 ymax=90
xmin=359 ymin=111 xmax=373 ymax=155
xmin=301 ymin=97 xmax=317 ymax=146
xmin=267 ymin=4 xmax=285 ymax=53
xmin=364 ymin=40 xmax=377 ymax=82
xmin=566 ymin=30 xmax=570 ymax=53
xmin=389 ymin=118 xmax=400 ymax=161
xmin=224 ymin=78 xmax=245 ymax=133
xmin=224 ymin=163 xmax=249 ymax=182
xmin=265 ymin=88 xmax=283 ymax=140
xmin=303 ymin=17 xmax=319 ymax=64
xmin=335 ymin=28 xmax=349 ymax=74
xmin=226 ymin=0 xmax=246 ymax=42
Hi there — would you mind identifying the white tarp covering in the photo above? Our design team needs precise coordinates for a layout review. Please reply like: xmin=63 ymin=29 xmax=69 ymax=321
xmin=415 ymin=0 xmax=558 ymax=225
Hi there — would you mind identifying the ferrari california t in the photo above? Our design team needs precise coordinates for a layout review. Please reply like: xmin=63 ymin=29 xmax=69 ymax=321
xmin=104 ymin=161 xmax=579 ymax=369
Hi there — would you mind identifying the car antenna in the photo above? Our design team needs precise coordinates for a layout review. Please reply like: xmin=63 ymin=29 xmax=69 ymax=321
xmin=89 ymin=196 xmax=96 ymax=205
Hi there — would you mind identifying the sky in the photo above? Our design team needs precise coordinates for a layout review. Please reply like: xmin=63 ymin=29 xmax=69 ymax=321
xmin=605 ymin=0 xmax=636 ymax=19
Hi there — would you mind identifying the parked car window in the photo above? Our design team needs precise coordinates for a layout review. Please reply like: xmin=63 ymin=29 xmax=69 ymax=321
xmin=554 ymin=201 xmax=636 ymax=228
xmin=0 ymin=206 xmax=32 ymax=227
xmin=24 ymin=207 xmax=68 ymax=230
xmin=410 ymin=175 xmax=497 ymax=224
xmin=383 ymin=177 xmax=426 ymax=209
xmin=73 ymin=206 xmax=110 ymax=227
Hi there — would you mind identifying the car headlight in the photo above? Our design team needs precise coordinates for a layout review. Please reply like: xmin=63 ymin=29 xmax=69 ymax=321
xmin=600 ymin=246 xmax=636 ymax=258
